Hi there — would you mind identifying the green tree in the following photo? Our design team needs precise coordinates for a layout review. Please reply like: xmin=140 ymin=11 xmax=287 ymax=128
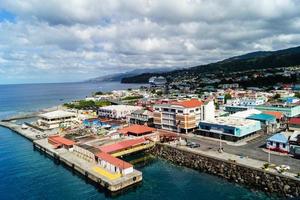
xmin=273 ymin=93 xmax=281 ymax=99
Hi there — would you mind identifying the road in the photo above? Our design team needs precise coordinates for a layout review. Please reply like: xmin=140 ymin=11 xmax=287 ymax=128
xmin=182 ymin=133 xmax=300 ymax=173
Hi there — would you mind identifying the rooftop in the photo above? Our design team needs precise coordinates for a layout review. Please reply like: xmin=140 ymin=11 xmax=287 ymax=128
xmin=40 ymin=110 xmax=76 ymax=119
xmin=172 ymin=98 xmax=203 ymax=108
xmin=267 ymin=132 xmax=292 ymax=143
xmin=48 ymin=135 xmax=76 ymax=146
xmin=263 ymin=111 xmax=283 ymax=119
xmin=247 ymin=113 xmax=276 ymax=122
xmin=96 ymin=152 xmax=132 ymax=169
xmin=118 ymin=124 xmax=155 ymax=135
xmin=200 ymin=116 xmax=259 ymax=128
xmin=289 ymin=117 xmax=300 ymax=125
xmin=99 ymin=138 xmax=147 ymax=153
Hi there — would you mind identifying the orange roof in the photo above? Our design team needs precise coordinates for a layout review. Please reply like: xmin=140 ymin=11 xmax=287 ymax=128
xmin=96 ymin=152 xmax=132 ymax=169
xmin=172 ymin=99 xmax=203 ymax=108
xmin=99 ymin=138 xmax=146 ymax=153
xmin=48 ymin=135 xmax=75 ymax=146
xmin=118 ymin=124 xmax=155 ymax=135
xmin=263 ymin=111 xmax=283 ymax=119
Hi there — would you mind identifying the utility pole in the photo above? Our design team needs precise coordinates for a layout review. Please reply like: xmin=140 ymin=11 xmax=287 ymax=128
xmin=219 ymin=133 xmax=223 ymax=153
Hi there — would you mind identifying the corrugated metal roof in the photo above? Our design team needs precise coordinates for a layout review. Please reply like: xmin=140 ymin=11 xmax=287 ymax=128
xmin=96 ymin=152 xmax=132 ymax=169
xmin=267 ymin=133 xmax=288 ymax=143
xmin=247 ymin=113 xmax=276 ymax=122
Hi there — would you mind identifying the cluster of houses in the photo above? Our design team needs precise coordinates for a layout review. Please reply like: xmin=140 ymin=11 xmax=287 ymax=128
xmin=34 ymin=81 xmax=300 ymax=169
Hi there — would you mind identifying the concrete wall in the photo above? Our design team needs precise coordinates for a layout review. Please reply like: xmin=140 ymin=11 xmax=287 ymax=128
xmin=150 ymin=144 xmax=300 ymax=198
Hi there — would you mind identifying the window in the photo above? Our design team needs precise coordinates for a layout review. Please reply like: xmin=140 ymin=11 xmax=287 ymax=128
xmin=163 ymin=108 xmax=169 ymax=112
xmin=155 ymin=108 xmax=159 ymax=111
xmin=282 ymin=144 xmax=286 ymax=148
xmin=178 ymin=110 xmax=183 ymax=113
xmin=189 ymin=110 xmax=194 ymax=113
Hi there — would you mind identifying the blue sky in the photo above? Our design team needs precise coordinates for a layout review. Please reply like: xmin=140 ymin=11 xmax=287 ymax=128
xmin=0 ymin=0 xmax=300 ymax=84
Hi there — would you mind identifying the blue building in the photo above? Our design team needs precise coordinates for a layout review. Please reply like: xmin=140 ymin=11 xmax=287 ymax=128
xmin=198 ymin=117 xmax=261 ymax=142
xmin=266 ymin=132 xmax=291 ymax=153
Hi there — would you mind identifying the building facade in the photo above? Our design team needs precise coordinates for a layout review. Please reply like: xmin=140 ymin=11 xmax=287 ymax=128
xmin=198 ymin=117 xmax=261 ymax=141
xmin=153 ymin=99 xmax=215 ymax=133
xmin=98 ymin=105 xmax=142 ymax=119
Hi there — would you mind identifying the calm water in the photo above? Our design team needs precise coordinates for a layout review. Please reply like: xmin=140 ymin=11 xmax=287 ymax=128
xmin=0 ymin=82 xmax=278 ymax=200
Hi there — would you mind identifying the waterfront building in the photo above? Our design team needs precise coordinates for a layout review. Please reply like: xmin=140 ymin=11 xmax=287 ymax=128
xmin=118 ymin=124 xmax=155 ymax=136
xmin=128 ymin=109 xmax=154 ymax=126
xmin=98 ymin=105 xmax=142 ymax=119
xmin=288 ymin=117 xmax=300 ymax=131
xmin=255 ymin=102 xmax=300 ymax=118
xmin=198 ymin=117 xmax=261 ymax=142
xmin=289 ymin=131 xmax=300 ymax=157
xmin=266 ymin=132 xmax=292 ymax=153
xmin=73 ymin=144 xmax=100 ymax=163
xmin=48 ymin=135 xmax=76 ymax=149
xmin=96 ymin=152 xmax=133 ymax=175
xmin=38 ymin=110 xmax=77 ymax=129
xmin=153 ymin=99 xmax=215 ymax=133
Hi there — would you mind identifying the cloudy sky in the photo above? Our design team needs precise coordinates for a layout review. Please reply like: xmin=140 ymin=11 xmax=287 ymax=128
xmin=0 ymin=0 xmax=300 ymax=84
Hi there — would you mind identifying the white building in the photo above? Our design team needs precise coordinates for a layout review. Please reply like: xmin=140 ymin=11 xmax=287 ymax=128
xmin=38 ymin=110 xmax=77 ymax=129
xmin=153 ymin=99 xmax=215 ymax=133
xmin=226 ymin=97 xmax=267 ymax=107
xmin=98 ymin=105 xmax=142 ymax=119
xmin=96 ymin=152 xmax=133 ymax=175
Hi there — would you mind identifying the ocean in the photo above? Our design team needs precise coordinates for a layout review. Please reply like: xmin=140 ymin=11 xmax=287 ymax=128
xmin=0 ymin=82 xmax=278 ymax=200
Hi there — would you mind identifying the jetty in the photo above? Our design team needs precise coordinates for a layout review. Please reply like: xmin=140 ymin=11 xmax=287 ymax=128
xmin=0 ymin=120 xmax=143 ymax=193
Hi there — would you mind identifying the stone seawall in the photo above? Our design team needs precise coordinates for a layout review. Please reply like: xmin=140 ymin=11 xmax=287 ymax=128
xmin=150 ymin=143 xmax=300 ymax=198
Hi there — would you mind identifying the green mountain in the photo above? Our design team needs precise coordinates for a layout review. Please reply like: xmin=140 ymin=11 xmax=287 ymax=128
xmin=121 ymin=46 xmax=300 ymax=83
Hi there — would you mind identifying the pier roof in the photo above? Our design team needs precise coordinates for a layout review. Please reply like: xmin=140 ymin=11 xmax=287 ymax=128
xmin=96 ymin=152 xmax=132 ymax=169
xmin=99 ymin=138 xmax=146 ymax=153
xmin=48 ymin=135 xmax=75 ymax=146
xmin=118 ymin=124 xmax=155 ymax=135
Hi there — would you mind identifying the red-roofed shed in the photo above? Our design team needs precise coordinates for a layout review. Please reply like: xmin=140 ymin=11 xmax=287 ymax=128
xmin=118 ymin=124 xmax=155 ymax=136
xmin=99 ymin=138 xmax=147 ymax=154
xmin=48 ymin=135 xmax=75 ymax=149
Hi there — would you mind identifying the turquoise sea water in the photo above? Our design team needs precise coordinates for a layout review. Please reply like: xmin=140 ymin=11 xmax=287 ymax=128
xmin=0 ymin=82 xmax=279 ymax=200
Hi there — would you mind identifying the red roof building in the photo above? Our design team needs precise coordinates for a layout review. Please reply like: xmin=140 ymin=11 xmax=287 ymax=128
xmin=48 ymin=135 xmax=75 ymax=149
xmin=96 ymin=152 xmax=132 ymax=169
xmin=172 ymin=98 xmax=203 ymax=108
xmin=99 ymin=138 xmax=147 ymax=154
xmin=289 ymin=118 xmax=300 ymax=125
xmin=118 ymin=124 xmax=155 ymax=136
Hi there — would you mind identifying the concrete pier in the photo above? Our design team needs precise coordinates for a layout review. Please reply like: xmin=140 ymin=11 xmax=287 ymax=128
xmin=33 ymin=139 xmax=142 ymax=192
xmin=0 ymin=121 xmax=143 ymax=192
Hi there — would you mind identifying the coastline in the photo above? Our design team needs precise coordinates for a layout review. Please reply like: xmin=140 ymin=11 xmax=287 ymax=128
xmin=1 ymin=110 xmax=300 ymax=198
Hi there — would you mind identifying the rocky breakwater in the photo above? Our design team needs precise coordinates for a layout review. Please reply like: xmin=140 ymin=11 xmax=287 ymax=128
xmin=150 ymin=143 xmax=300 ymax=198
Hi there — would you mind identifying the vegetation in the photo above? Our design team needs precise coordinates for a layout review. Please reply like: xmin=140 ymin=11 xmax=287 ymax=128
xmin=94 ymin=91 xmax=104 ymax=95
xmin=121 ymin=46 xmax=300 ymax=83
xmin=224 ymin=93 xmax=232 ymax=104
xmin=273 ymin=93 xmax=281 ymax=99
xmin=64 ymin=100 xmax=111 ymax=110
xmin=295 ymin=92 xmax=300 ymax=98
xmin=122 ymin=95 xmax=143 ymax=101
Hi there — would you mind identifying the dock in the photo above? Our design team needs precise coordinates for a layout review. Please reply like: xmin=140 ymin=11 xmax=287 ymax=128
xmin=0 ymin=121 xmax=143 ymax=193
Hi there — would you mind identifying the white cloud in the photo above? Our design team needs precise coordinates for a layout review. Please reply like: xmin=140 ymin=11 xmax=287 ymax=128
xmin=0 ymin=0 xmax=300 ymax=83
